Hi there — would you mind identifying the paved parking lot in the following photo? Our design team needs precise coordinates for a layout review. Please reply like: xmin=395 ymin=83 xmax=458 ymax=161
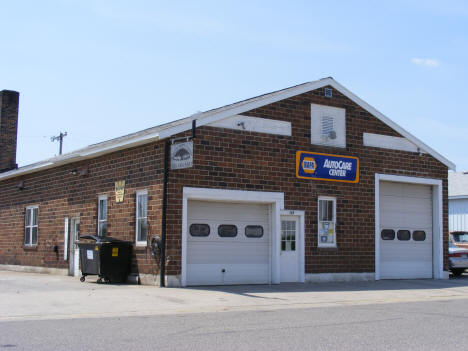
xmin=1 ymin=270 xmax=468 ymax=322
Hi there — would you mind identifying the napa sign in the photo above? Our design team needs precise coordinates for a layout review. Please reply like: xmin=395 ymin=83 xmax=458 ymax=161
xmin=296 ymin=151 xmax=359 ymax=183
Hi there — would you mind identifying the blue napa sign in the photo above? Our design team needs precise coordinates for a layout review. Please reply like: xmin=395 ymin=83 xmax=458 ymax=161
xmin=296 ymin=151 xmax=359 ymax=183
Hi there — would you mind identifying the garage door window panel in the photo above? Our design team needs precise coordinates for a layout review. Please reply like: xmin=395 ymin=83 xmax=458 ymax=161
xmin=218 ymin=225 xmax=238 ymax=237
xmin=381 ymin=229 xmax=395 ymax=240
xmin=245 ymin=225 xmax=264 ymax=238
xmin=413 ymin=230 xmax=426 ymax=241
xmin=397 ymin=230 xmax=411 ymax=241
xmin=190 ymin=224 xmax=210 ymax=237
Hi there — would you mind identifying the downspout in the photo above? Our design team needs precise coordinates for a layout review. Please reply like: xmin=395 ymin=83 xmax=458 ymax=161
xmin=160 ymin=139 xmax=170 ymax=287
xmin=160 ymin=119 xmax=196 ymax=287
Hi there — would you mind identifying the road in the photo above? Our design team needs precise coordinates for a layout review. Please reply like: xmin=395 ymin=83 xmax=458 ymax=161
xmin=2 ymin=296 xmax=468 ymax=350
xmin=1 ymin=271 xmax=468 ymax=350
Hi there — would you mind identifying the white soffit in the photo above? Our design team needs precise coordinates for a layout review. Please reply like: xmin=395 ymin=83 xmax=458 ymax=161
xmin=363 ymin=133 xmax=425 ymax=154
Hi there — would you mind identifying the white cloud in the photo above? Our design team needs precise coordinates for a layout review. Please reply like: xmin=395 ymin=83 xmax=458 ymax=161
xmin=411 ymin=58 xmax=441 ymax=67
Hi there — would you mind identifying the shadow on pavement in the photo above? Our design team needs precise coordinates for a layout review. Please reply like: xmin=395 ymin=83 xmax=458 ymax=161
xmin=183 ymin=273 xmax=468 ymax=297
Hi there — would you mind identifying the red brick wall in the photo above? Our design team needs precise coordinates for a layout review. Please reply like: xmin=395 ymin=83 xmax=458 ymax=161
xmin=163 ymin=86 xmax=448 ymax=276
xmin=0 ymin=143 xmax=164 ymax=275
xmin=0 ymin=85 xmax=449 ymax=277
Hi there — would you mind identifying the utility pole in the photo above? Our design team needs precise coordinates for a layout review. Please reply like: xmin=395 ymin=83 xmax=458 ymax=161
xmin=51 ymin=132 xmax=67 ymax=155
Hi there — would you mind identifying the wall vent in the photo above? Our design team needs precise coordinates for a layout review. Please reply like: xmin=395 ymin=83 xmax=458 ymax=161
xmin=321 ymin=116 xmax=336 ymax=140
xmin=324 ymin=88 xmax=333 ymax=98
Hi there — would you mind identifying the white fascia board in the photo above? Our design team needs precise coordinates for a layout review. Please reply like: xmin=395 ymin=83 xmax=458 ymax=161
xmin=160 ymin=78 xmax=454 ymax=170
xmin=0 ymin=132 xmax=160 ymax=181
xmin=159 ymin=80 xmax=329 ymax=140
xmin=329 ymin=80 xmax=455 ymax=170
xmin=449 ymin=196 xmax=468 ymax=200
xmin=1 ymin=77 xmax=454 ymax=181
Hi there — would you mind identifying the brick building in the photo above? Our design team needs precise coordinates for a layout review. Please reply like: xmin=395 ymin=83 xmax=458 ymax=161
xmin=0 ymin=78 xmax=455 ymax=286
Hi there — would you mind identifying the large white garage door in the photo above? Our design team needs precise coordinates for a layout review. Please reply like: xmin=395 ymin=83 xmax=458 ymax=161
xmin=379 ymin=181 xmax=433 ymax=279
xmin=187 ymin=200 xmax=271 ymax=286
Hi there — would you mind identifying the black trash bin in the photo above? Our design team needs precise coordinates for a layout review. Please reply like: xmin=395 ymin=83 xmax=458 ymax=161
xmin=77 ymin=235 xmax=132 ymax=284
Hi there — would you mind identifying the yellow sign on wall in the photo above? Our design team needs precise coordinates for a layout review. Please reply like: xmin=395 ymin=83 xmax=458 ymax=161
xmin=112 ymin=247 xmax=119 ymax=257
xmin=115 ymin=180 xmax=125 ymax=203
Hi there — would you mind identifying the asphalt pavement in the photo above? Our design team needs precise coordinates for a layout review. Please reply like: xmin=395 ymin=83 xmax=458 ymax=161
xmin=1 ymin=298 xmax=468 ymax=350
xmin=1 ymin=271 xmax=468 ymax=350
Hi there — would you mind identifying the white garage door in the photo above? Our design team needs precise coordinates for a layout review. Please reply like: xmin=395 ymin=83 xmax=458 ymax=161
xmin=187 ymin=200 xmax=271 ymax=286
xmin=379 ymin=181 xmax=433 ymax=279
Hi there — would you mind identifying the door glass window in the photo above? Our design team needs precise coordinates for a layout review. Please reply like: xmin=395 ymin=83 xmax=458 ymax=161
xmin=72 ymin=219 xmax=80 ymax=249
xmin=281 ymin=220 xmax=296 ymax=251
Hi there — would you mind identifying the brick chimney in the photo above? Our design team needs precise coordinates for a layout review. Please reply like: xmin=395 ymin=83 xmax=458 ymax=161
xmin=0 ymin=90 xmax=19 ymax=172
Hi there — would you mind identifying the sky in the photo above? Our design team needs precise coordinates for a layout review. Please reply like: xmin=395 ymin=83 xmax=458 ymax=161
xmin=1 ymin=0 xmax=467 ymax=170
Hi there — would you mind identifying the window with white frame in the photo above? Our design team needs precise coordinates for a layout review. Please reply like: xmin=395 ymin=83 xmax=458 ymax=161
xmin=98 ymin=195 xmax=108 ymax=237
xmin=24 ymin=206 xmax=38 ymax=246
xmin=318 ymin=197 xmax=336 ymax=247
xmin=136 ymin=191 xmax=148 ymax=245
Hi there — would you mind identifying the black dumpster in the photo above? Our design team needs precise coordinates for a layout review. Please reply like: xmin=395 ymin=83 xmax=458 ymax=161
xmin=77 ymin=235 xmax=132 ymax=284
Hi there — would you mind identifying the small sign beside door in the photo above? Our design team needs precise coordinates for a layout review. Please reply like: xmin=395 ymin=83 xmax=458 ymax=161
xmin=171 ymin=141 xmax=193 ymax=170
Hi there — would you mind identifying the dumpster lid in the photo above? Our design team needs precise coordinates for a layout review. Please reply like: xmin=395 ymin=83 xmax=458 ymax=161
xmin=79 ymin=235 xmax=126 ymax=243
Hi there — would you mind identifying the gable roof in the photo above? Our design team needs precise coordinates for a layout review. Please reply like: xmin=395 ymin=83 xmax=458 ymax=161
xmin=0 ymin=77 xmax=455 ymax=181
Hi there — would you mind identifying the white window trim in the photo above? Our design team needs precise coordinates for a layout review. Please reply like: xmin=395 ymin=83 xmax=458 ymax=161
xmin=24 ymin=205 xmax=39 ymax=246
xmin=317 ymin=196 xmax=337 ymax=248
xmin=135 ymin=190 xmax=148 ymax=246
xmin=97 ymin=195 xmax=108 ymax=237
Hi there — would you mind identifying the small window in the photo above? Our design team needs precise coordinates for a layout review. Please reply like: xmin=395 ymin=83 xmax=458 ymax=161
xmin=318 ymin=197 xmax=336 ymax=247
xmin=413 ymin=230 xmax=426 ymax=241
xmin=381 ymin=229 xmax=395 ymax=240
xmin=190 ymin=224 xmax=210 ymax=237
xmin=136 ymin=191 xmax=148 ymax=244
xmin=218 ymin=225 xmax=237 ymax=237
xmin=245 ymin=225 xmax=264 ymax=238
xmin=397 ymin=230 xmax=411 ymax=241
xmin=98 ymin=195 xmax=108 ymax=237
xmin=24 ymin=206 xmax=38 ymax=246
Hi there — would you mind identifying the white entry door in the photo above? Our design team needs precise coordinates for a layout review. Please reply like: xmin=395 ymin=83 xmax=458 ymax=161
xmin=280 ymin=216 xmax=300 ymax=282
xmin=69 ymin=218 xmax=80 ymax=277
